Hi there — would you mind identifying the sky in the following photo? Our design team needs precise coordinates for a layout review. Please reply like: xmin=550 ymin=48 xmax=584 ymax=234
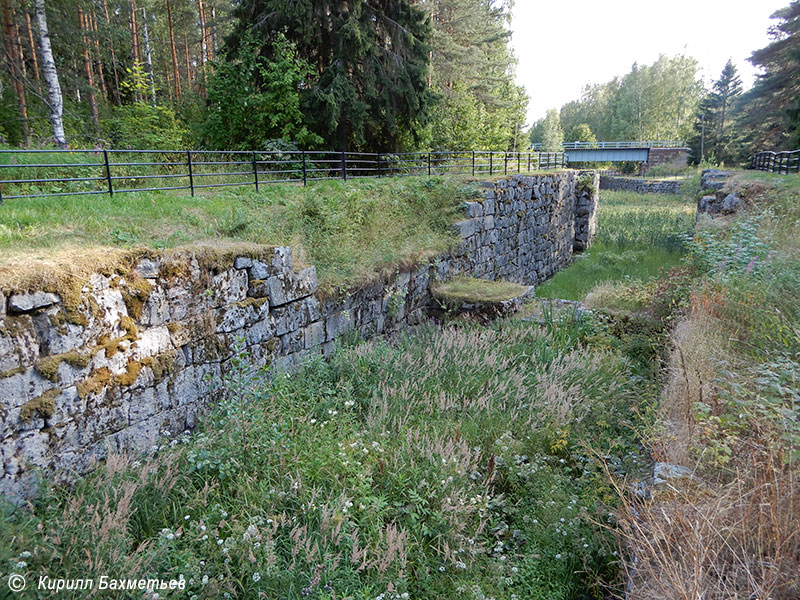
xmin=511 ymin=0 xmax=789 ymax=126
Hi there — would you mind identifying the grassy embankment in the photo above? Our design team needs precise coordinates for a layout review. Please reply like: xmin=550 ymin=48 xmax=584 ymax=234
xmin=0 ymin=176 xmax=472 ymax=293
xmin=535 ymin=189 xmax=696 ymax=301
xmin=586 ymin=171 xmax=800 ymax=599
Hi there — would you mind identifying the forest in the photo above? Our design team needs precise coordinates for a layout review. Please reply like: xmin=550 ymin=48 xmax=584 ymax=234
xmin=0 ymin=0 xmax=527 ymax=153
xmin=529 ymin=2 xmax=800 ymax=164
xmin=1 ymin=1 xmax=798 ymax=160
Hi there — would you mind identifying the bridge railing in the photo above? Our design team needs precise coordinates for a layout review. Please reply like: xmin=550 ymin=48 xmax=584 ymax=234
xmin=530 ymin=141 xmax=686 ymax=151
xmin=0 ymin=148 xmax=568 ymax=202
xmin=749 ymin=150 xmax=800 ymax=174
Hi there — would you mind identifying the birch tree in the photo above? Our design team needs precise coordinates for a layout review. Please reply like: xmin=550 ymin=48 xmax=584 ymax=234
xmin=32 ymin=0 xmax=66 ymax=147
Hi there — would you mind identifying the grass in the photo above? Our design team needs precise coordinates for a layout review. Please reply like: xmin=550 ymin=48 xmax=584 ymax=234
xmin=431 ymin=276 xmax=530 ymax=304
xmin=535 ymin=190 xmax=695 ymax=301
xmin=0 ymin=313 xmax=653 ymax=600
xmin=0 ymin=176 xmax=476 ymax=292
xmin=614 ymin=171 xmax=800 ymax=599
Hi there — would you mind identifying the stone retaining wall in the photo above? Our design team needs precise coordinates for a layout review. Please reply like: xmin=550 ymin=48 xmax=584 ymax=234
xmin=0 ymin=171 xmax=597 ymax=501
xmin=600 ymin=175 xmax=682 ymax=194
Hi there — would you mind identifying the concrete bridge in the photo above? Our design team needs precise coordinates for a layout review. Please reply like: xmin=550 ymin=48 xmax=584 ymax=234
xmin=530 ymin=141 xmax=689 ymax=168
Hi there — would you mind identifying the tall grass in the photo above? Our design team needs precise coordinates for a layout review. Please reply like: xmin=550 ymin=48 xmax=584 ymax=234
xmin=1 ymin=315 xmax=652 ymax=599
xmin=536 ymin=190 xmax=695 ymax=301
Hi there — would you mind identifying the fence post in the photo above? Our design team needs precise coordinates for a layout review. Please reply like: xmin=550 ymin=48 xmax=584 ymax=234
xmin=302 ymin=150 xmax=307 ymax=186
xmin=428 ymin=152 xmax=431 ymax=176
xmin=489 ymin=152 xmax=493 ymax=176
xmin=517 ymin=153 xmax=520 ymax=173
xmin=342 ymin=151 xmax=347 ymax=181
xmin=103 ymin=149 xmax=113 ymax=197
xmin=187 ymin=150 xmax=194 ymax=197
xmin=472 ymin=151 xmax=475 ymax=176
xmin=252 ymin=151 xmax=259 ymax=192
xmin=378 ymin=154 xmax=382 ymax=178
xmin=527 ymin=152 xmax=531 ymax=172
xmin=504 ymin=153 xmax=508 ymax=175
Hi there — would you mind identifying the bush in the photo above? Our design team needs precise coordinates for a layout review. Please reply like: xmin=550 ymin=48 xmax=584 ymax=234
xmin=104 ymin=103 xmax=191 ymax=150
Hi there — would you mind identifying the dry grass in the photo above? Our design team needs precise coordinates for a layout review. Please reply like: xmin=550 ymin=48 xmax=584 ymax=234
xmin=431 ymin=275 xmax=530 ymax=304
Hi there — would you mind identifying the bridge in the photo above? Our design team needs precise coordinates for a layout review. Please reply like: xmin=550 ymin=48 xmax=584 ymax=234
xmin=529 ymin=141 xmax=689 ymax=167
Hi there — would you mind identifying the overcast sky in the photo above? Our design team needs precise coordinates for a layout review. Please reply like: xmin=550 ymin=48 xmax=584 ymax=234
xmin=511 ymin=0 xmax=789 ymax=127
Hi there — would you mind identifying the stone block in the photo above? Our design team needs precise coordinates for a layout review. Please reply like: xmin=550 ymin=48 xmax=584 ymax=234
xmin=325 ymin=310 xmax=353 ymax=341
xmin=304 ymin=321 xmax=325 ymax=349
xmin=454 ymin=219 xmax=478 ymax=238
xmin=266 ymin=266 xmax=318 ymax=308
xmin=141 ymin=286 xmax=170 ymax=326
xmin=134 ymin=257 xmax=161 ymax=279
xmin=281 ymin=329 xmax=304 ymax=354
xmin=0 ymin=290 xmax=5 ymax=315
xmin=8 ymin=292 xmax=60 ymax=313
xmin=234 ymin=256 xmax=253 ymax=270
xmin=464 ymin=201 xmax=483 ymax=218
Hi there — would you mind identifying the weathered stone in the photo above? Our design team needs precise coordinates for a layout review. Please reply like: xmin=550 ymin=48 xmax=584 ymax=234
xmin=464 ymin=201 xmax=483 ymax=218
xmin=233 ymin=256 xmax=253 ymax=269
xmin=454 ymin=219 xmax=478 ymax=238
xmin=134 ymin=257 xmax=160 ymax=279
xmin=721 ymin=192 xmax=742 ymax=214
xmin=0 ymin=290 xmax=6 ymax=315
xmin=304 ymin=321 xmax=325 ymax=349
xmin=652 ymin=462 xmax=694 ymax=486
xmin=266 ymin=267 xmax=318 ymax=307
xmin=8 ymin=291 xmax=60 ymax=313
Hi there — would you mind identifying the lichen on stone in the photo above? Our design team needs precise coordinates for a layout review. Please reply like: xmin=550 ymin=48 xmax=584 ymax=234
xmin=34 ymin=351 xmax=91 ymax=382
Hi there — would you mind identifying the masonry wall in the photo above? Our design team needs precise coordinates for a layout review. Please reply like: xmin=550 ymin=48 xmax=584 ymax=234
xmin=0 ymin=171 xmax=598 ymax=501
xmin=600 ymin=175 xmax=682 ymax=195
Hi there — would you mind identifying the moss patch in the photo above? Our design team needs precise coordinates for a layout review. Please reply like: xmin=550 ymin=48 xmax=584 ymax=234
xmin=76 ymin=367 xmax=112 ymax=400
xmin=20 ymin=389 xmax=58 ymax=421
xmin=96 ymin=316 xmax=139 ymax=359
xmin=34 ymin=351 xmax=91 ymax=382
xmin=113 ymin=360 xmax=145 ymax=387
xmin=121 ymin=275 xmax=153 ymax=321
xmin=140 ymin=352 xmax=177 ymax=384
xmin=0 ymin=365 xmax=24 ymax=379
xmin=432 ymin=276 xmax=530 ymax=306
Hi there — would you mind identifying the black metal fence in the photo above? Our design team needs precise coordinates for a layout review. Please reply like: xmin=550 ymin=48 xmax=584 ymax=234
xmin=0 ymin=148 xmax=567 ymax=202
xmin=749 ymin=150 xmax=800 ymax=174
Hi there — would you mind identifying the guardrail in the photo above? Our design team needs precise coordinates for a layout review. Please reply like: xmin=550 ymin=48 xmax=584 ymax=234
xmin=530 ymin=141 xmax=686 ymax=151
xmin=0 ymin=149 xmax=568 ymax=202
xmin=749 ymin=150 xmax=800 ymax=174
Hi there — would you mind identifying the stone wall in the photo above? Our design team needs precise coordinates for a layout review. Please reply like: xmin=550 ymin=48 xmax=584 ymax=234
xmin=0 ymin=171 xmax=597 ymax=501
xmin=600 ymin=175 xmax=682 ymax=195
xmin=641 ymin=147 xmax=689 ymax=173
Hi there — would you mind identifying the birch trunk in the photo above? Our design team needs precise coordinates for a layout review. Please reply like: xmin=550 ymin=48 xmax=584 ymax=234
xmin=140 ymin=7 xmax=156 ymax=106
xmin=32 ymin=0 xmax=66 ymax=147
xmin=78 ymin=6 xmax=100 ymax=129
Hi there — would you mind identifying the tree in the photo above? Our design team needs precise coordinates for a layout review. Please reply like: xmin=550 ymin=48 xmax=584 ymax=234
xmin=541 ymin=108 xmax=564 ymax=151
xmin=737 ymin=1 xmax=800 ymax=152
xmin=32 ymin=0 xmax=66 ymax=147
xmin=227 ymin=0 xmax=435 ymax=152
xmin=688 ymin=60 xmax=742 ymax=165
xmin=202 ymin=33 xmax=322 ymax=150
xmin=421 ymin=0 xmax=527 ymax=150
xmin=567 ymin=123 xmax=596 ymax=143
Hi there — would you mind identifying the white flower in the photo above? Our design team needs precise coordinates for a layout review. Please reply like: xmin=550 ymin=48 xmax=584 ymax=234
xmin=252 ymin=572 xmax=261 ymax=582
xmin=184 ymin=515 xmax=191 ymax=520
xmin=15 ymin=561 xmax=27 ymax=569
xmin=555 ymin=554 xmax=562 ymax=559
xmin=438 ymin=566 xmax=446 ymax=572
xmin=18 ymin=552 xmax=31 ymax=559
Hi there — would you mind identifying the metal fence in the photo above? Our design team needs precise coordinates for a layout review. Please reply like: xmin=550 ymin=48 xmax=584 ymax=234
xmin=530 ymin=140 xmax=686 ymax=151
xmin=749 ymin=150 xmax=800 ymax=174
xmin=0 ymin=148 xmax=567 ymax=202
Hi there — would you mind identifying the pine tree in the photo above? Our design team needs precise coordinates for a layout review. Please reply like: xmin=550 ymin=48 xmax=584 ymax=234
xmin=737 ymin=1 xmax=800 ymax=152
xmin=688 ymin=60 xmax=742 ymax=165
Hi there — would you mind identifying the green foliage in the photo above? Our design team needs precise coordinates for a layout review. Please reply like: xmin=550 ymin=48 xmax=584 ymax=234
xmin=737 ymin=1 xmax=800 ymax=153
xmin=228 ymin=0 xmax=435 ymax=152
xmin=567 ymin=123 xmax=596 ymax=143
xmin=104 ymin=103 xmax=191 ymax=149
xmin=203 ymin=33 xmax=323 ymax=150
xmin=541 ymin=109 xmax=564 ymax=152
xmin=688 ymin=60 xmax=743 ymax=165
xmin=557 ymin=55 xmax=703 ymax=142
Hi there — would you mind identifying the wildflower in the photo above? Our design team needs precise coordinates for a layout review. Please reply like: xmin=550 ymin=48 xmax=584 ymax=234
xmin=15 ymin=561 xmax=27 ymax=569
xmin=439 ymin=566 xmax=446 ymax=572
xmin=184 ymin=515 xmax=191 ymax=521
xmin=252 ymin=573 xmax=261 ymax=583
xmin=201 ymin=576 xmax=209 ymax=585
xmin=455 ymin=561 xmax=466 ymax=569
xmin=555 ymin=554 xmax=562 ymax=559
xmin=18 ymin=551 xmax=31 ymax=559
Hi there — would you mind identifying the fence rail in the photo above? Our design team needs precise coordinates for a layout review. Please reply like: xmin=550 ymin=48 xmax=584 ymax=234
xmin=749 ymin=150 xmax=800 ymax=174
xmin=0 ymin=148 xmax=567 ymax=202
xmin=530 ymin=140 xmax=686 ymax=151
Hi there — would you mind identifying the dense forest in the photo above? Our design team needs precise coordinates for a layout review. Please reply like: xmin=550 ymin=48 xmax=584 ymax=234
xmin=530 ymin=1 xmax=800 ymax=164
xmin=0 ymin=0 xmax=526 ymax=152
